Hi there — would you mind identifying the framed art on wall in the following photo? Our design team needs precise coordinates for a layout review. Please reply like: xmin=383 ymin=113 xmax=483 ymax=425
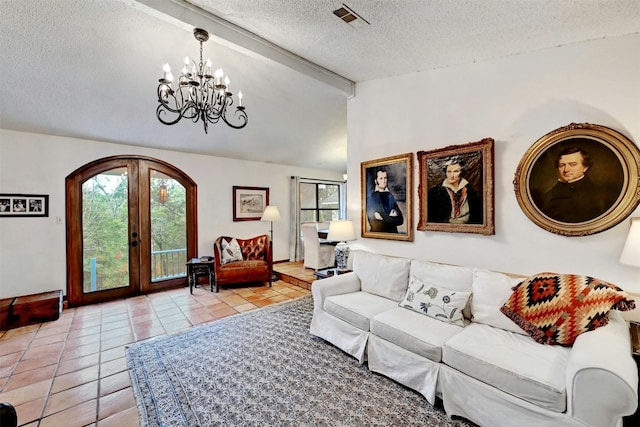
xmin=513 ymin=123 xmax=640 ymax=236
xmin=0 ymin=194 xmax=49 ymax=217
xmin=361 ymin=153 xmax=413 ymax=241
xmin=417 ymin=138 xmax=495 ymax=235
xmin=233 ymin=186 xmax=269 ymax=221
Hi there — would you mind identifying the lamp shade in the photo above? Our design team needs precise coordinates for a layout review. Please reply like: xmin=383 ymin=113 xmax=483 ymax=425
xmin=327 ymin=220 xmax=356 ymax=242
xmin=261 ymin=205 xmax=281 ymax=222
xmin=620 ymin=218 xmax=640 ymax=267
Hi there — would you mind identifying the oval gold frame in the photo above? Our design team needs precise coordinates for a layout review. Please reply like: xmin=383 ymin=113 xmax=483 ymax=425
xmin=514 ymin=123 xmax=640 ymax=236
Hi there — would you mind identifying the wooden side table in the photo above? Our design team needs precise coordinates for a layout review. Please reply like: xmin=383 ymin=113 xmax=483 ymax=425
xmin=186 ymin=258 xmax=215 ymax=294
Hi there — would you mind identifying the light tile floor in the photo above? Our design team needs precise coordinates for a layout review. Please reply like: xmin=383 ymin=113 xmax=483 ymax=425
xmin=0 ymin=264 xmax=314 ymax=427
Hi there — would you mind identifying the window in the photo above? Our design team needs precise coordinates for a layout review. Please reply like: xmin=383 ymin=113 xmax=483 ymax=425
xmin=300 ymin=182 xmax=341 ymax=222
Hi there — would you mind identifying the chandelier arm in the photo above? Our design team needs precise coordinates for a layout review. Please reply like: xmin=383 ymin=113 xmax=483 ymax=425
xmin=221 ymin=108 xmax=248 ymax=129
xmin=157 ymin=94 xmax=200 ymax=125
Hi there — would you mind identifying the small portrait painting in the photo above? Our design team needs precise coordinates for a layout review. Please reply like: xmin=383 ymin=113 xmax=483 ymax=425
xmin=361 ymin=153 xmax=413 ymax=241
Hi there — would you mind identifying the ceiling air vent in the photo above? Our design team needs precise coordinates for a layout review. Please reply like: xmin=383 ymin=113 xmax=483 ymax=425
xmin=333 ymin=4 xmax=370 ymax=29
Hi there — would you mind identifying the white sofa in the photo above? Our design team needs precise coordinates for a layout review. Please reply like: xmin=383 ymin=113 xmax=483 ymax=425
xmin=310 ymin=251 xmax=638 ymax=427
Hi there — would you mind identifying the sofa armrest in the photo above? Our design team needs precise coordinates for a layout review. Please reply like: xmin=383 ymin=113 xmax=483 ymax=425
xmin=566 ymin=311 xmax=638 ymax=426
xmin=311 ymin=272 xmax=361 ymax=310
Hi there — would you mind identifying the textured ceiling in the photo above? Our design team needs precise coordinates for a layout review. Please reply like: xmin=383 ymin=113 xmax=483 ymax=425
xmin=187 ymin=0 xmax=640 ymax=82
xmin=0 ymin=0 xmax=638 ymax=172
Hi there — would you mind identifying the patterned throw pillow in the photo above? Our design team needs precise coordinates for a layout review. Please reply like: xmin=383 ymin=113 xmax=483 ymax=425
xmin=221 ymin=238 xmax=243 ymax=264
xmin=399 ymin=275 xmax=471 ymax=327
xmin=500 ymin=273 xmax=635 ymax=346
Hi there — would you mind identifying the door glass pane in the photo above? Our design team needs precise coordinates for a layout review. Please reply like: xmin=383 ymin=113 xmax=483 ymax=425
xmin=150 ymin=171 xmax=187 ymax=282
xmin=82 ymin=168 xmax=129 ymax=293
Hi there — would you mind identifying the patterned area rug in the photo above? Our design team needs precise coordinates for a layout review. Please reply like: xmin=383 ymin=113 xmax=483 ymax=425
xmin=126 ymin=296 xmax=474 ymax=426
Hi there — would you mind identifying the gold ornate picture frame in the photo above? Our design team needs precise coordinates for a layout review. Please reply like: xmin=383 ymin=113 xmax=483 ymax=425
xmin=513 ymin=123 xmax=640 ymax=236
xmin=417 ymin=138 xmax=495 ymax=235
xmin=361 ymin=153 xmax=413 ymax=241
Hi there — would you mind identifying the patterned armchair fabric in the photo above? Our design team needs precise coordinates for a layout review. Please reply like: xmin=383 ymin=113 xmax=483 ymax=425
xmin=213 ymin=235 xmax=272 ymax=292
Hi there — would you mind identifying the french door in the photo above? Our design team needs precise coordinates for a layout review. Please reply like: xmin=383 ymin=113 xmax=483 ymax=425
xmin=66 ymin=156 xmax=197 ymax=307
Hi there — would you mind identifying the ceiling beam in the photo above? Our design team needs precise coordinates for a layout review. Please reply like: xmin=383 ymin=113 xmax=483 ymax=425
xmin=133 ymin=0 xmax=355 ymax=98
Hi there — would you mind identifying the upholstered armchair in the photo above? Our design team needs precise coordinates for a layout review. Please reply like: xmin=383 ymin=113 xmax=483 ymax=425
xmin=213 ymin=235 xmax=272 ymax=292
xmin=301 ymin=223 xmax=335 ymax=270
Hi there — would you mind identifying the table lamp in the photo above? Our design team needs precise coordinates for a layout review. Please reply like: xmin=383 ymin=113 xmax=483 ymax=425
xmin=620 ymin=218 xmax=640 ymax=267
xmin=327 ymin=220 xmax=356 ymax=271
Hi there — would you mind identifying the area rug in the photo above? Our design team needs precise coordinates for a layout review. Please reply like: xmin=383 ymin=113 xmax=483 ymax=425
xmin=126 ymin=296 xmax=474 ymax=426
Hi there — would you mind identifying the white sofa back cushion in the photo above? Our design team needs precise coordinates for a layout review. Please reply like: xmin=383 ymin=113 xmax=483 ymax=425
xmin=471 ymin=268 xmax=527 ymax=335
xmin=353 ymin=251 xmax=411 ymax=302
xmin=409 ymin=260 xmax=474 ymax=292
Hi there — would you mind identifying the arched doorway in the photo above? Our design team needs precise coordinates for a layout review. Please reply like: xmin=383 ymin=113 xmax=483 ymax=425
xmin=66 ymin=155 xmax=197 ymax=307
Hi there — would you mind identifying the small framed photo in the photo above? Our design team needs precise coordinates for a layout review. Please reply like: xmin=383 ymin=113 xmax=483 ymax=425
xmin=513 ymin=123 xmax=640 ymax=236
xmin=417 ymin=138 xmax=495 ymax=235
xmin=0 ymin=194 xmax=49 ymax=217
xmin=361 ymin=153 xmax=413 ymax=241
xmin=233 ymin=186 xmax=269 ymax=221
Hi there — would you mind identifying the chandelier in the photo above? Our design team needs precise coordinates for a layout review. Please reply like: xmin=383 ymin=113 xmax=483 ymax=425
xmin=156 ymin=28 xmax=247 ymax=134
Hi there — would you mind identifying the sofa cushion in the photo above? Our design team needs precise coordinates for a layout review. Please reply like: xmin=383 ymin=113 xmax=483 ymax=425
xmin=353 ymin=251 xmax=411 ymax=302
xmin=324 ymin=292 xmax=398 ymax=332
xmin=409 ymin=260 xmax=474 ymax=318
xmin=221 ymin=238 xmax=243 ymax=264
xmin=371 ymin=307 xmax=463 ymax=362
xmin=399 ymin=275 xmax=470 ymax=327
xmin=500 ymin=273 xmax=636 ymax=346
xmin=442 ymin=322 xmax=570 ymax=413
xmin=471 ymin=269 xmax=527 ymax=335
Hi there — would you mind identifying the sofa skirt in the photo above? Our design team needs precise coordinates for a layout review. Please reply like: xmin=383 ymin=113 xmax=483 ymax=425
xmin=367 ymin=334 xmax=440 ymax=405
xmin=309 ymin=309 xmax=368 ymax=363
xmin=439 ymin=365 xmax=584 ymax=427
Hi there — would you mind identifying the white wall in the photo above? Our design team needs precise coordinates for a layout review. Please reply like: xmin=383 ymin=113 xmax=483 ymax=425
xmin=0 ymin=129 xmax=343 ymax=298
xmin=347 ymin=33 xmax=640 ymax=292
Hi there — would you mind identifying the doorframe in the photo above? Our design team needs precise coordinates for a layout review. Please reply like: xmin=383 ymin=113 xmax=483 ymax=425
xmin=65 ymin=155 xmax=198 ymax=307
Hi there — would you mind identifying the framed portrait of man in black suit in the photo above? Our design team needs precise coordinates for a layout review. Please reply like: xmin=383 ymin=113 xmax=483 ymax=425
xmin=361 ymin=153 xmax=413 ymax=241
xmin=514 ymin=123 xmax=640 ymax=236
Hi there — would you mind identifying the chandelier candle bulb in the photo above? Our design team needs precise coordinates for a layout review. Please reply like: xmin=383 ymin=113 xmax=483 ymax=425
xmin=214 ymin=68 xmax=224 ymax=85
xmin=162 ymin=63 xmax=171 ymax=81
xmin=238 ymin=91 xmax=243 ymax=107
